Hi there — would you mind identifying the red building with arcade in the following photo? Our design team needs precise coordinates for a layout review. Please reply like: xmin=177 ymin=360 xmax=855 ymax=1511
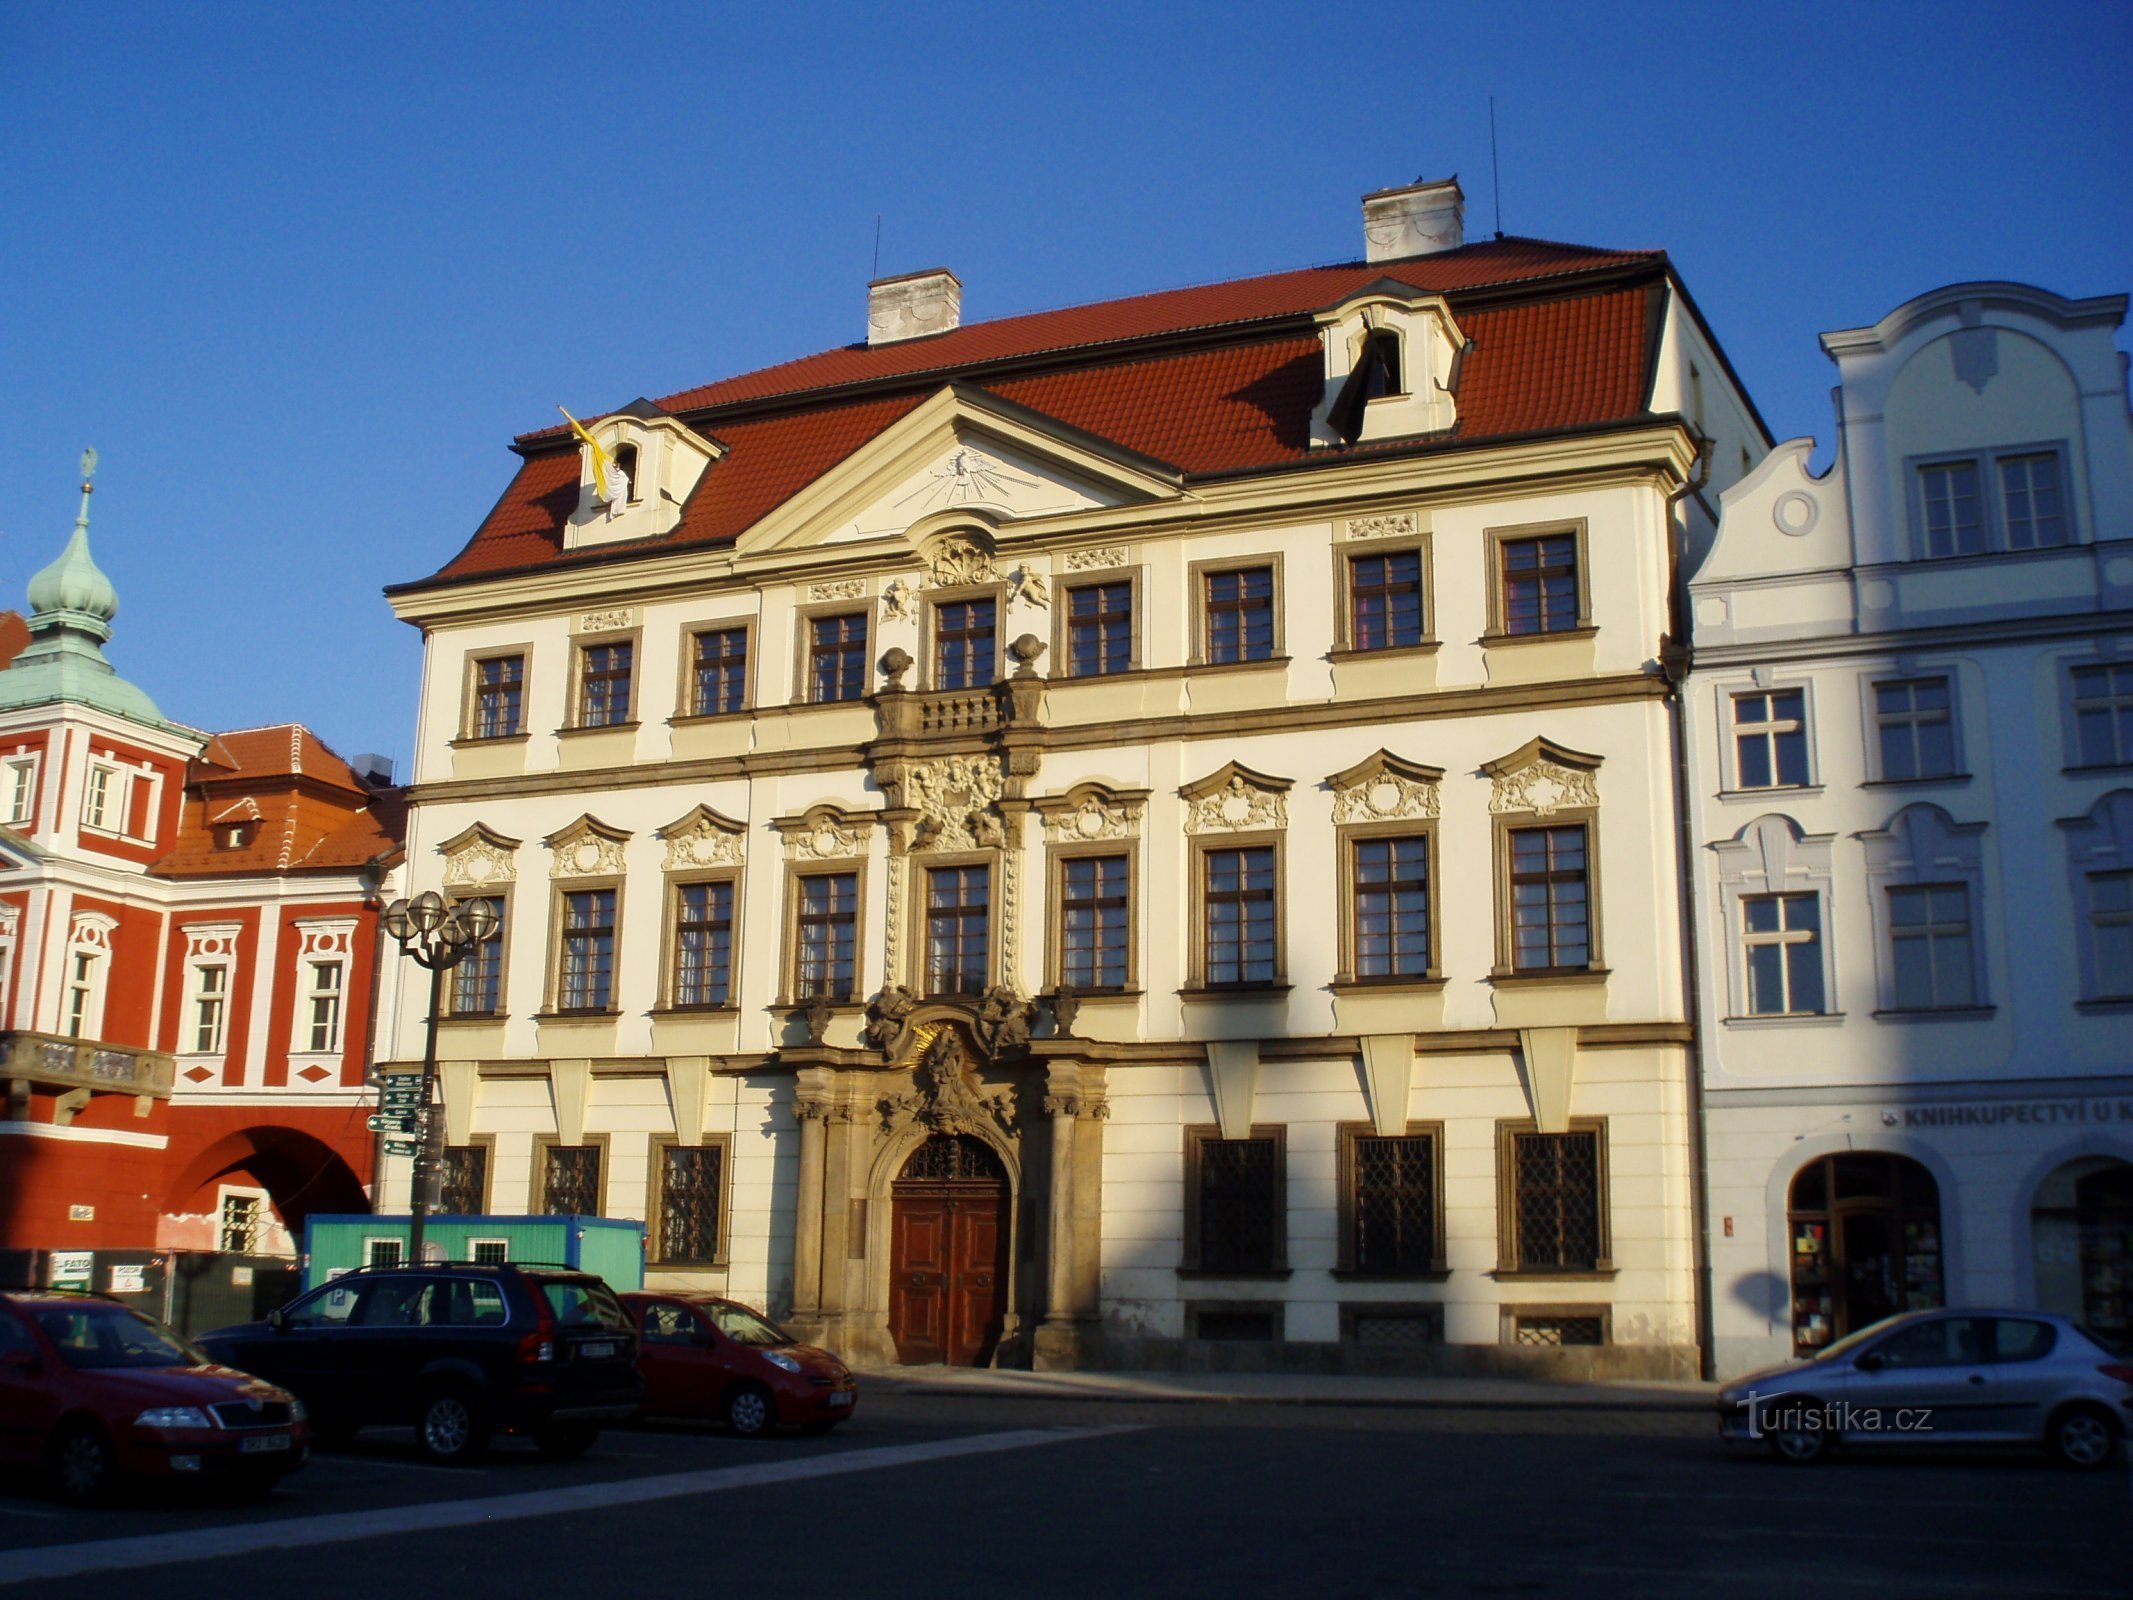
xmin=0 ymin=462 xmax=403 ymax=1289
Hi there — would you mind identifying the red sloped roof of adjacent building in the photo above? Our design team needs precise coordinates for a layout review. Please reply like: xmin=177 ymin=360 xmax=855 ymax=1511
xmin=417 ymin=237 xmax=1669 ymax=586
xmin=153 ymin=723 xmax=405 ymax=879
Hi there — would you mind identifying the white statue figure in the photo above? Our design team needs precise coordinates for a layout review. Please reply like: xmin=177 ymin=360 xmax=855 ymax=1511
xmin=601 ymin=452 xmax=631 ymax=514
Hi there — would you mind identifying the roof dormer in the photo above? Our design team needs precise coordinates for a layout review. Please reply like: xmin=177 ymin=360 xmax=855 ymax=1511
xmin=561 ymin=400 xmax=725 ymax=551
xmin=1308 ymin=285 xmax=1470 ymax=448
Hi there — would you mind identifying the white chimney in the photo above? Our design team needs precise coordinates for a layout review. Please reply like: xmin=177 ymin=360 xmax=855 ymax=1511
xmin=867 ymin=268 xmax=962 ymax=346
xmin=1361 ymin=177 xmax=1465 ymax=262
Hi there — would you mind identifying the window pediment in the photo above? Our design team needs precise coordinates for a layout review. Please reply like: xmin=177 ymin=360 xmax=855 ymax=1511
xmin=1485 ymin=738 xmax=1602 ymax=817
xmin=1711 ymin=814 xmax=1835 ymax=886
xmin=545 ymin=815 xmax=631 ymax=879
xmin=439 ymin=823 xmax=522 ymax=888
xmin=1328 ymin=751 xmax=1443 ymax=824
xmin=656 ymin=805 xmax=747 ymax=871
xmin=1181 ymin=763 xmax=1292 ymax=834
xmin=774 ymin=803 xmax=875 ymax=860
xmin=1035 ymin=781 xmax=1149 ymax=842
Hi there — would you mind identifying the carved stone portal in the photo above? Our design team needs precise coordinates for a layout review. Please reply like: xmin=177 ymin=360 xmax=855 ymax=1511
xmin=879 ymin=1027 xmax=1017 ymax=1136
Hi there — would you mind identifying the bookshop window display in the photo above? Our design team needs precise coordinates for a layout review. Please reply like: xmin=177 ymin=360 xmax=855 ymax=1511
xmin=1787 ymin=1153 xmax=1943 ymax=1354
xmin=2030 ymin=1156 xmax=2132 ymax=1348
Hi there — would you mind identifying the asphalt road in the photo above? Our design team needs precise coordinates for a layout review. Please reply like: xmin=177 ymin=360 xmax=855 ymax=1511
xmin=0 ymin=1390 xmax=2122 ymax=1599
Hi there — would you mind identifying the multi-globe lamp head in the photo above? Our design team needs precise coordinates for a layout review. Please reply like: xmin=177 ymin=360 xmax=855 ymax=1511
xmin=382 ymin=892 xmax=497 ymax=962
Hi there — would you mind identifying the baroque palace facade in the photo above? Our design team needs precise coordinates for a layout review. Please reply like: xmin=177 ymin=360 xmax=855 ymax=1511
xmin=379 ymin=179 xmax=1767 ymax=1372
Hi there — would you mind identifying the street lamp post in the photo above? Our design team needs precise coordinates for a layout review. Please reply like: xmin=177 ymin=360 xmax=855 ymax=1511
xmin=381 ymin=890 xmax=498 ymax=1265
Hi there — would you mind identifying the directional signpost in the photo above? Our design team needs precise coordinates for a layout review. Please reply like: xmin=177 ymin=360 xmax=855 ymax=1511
xmin=370 ymin=1076 xmax=429 ymax=1143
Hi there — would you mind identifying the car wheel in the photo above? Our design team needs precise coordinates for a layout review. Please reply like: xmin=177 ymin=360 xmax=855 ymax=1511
xmin=2046 ymin=1404 xmax=2119 ymax=1470
xmin=534 ymin=1422 xmax=599 ymax=1460
xmin=1763 ymin=1398 xmax=1830 ymax=1465
xmin=51 ymin=1421 xmax=118 ymax=1505
xmin=724 ymin=1382 xmax=776 ymax=1440
xmin=416 ymin=1385 xmax=491 ymax=1465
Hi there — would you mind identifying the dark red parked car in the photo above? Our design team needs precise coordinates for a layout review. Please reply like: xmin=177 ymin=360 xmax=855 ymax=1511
xmin=0 ymin=1290 xmax=310 ymax=1503
xmin=621 ymin=1292 xmax=857 ymax=1438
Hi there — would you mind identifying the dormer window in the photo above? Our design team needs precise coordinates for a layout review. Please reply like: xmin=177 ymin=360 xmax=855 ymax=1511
xmin=1328 ymin=332 xmax=1405 ymax=442
xmin=1310 ymin=291 xmax=1466 ymax=448
xmin=218 ymin=823 xmax=255 ymax=851
xmin=613 ymin=444 xmax=642 ymax=504
xmin=561 ymin=408 xmax=723 ymax=553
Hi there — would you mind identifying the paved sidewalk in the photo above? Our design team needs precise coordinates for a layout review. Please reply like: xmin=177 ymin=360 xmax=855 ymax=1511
xmin=866 ymin=1363 xmax=1719 ymax=1412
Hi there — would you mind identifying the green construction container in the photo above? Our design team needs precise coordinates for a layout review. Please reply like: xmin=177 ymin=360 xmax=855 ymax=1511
xmin=300 ymin=1215 xmax=645 ymax=1293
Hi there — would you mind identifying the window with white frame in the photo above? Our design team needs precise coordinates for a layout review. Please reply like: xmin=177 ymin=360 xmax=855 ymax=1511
xmin=180 ymin=925 xmax=241 ymax=1057
xmin=62 ymin=913 xmax=115 ymax=1040
xmin=4 ymin=756 xmax=36 ymax=826
xmin=305 ymin=960 xmax=344 ymax=1053
xmin=218 ymin=1190 xmax=264 ymax=1254
xmin=81 ymin=761 xmax=121 ymax=831
xmin=1731 ymin=687 xmax=1811 ymax=789
xmin=1871 ymin=675 xmax=1960 ymax=782
xmin=1712 ymin=815 xmax=1838 ymax=1023
xmin=2068 ymin=662 xmax=2133 ymax=770
xmin=1911 ymin=445 xmax=2071 ymax=559
xmin=1863 ymin=803 xmax=1989 ymax=1017
xmin=2061 ymin=791 xmax=2133 ymax=1005
xmin=291 ymin=920 xmax=356 ymax=1056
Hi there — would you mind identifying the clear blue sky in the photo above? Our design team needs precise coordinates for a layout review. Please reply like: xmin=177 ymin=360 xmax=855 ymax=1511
xmin=4 ymin=1 xmax=2129 ymax=770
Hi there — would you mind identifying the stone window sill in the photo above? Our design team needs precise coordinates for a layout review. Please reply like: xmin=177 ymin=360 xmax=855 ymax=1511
xmin=1327 ymin=641 xmax=1440 ymax=662
xmin=1176 ymin=1268 xmax=1291 ymax=1282
xmin=1480 ymin=626 xmax=1597 ymax=647
xmin=1487 ymin=968 xmax=1610 ymax=989
xmin=555 ymin=721 xmax=640 ymax=738
xmin=1871 ymin=1006 xmax=1996 ymax=1023
xmin=1488 ymin=1267 xmax=1617 ymax=1282
xmin=449 ymin=732 xmax=531 ymax=749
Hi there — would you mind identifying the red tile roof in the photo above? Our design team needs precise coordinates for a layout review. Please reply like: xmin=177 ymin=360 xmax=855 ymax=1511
xmin=153 ymin=723 xmax=404 ymax=879
xmin=415 ymin=238 xmax=1671 ymax=587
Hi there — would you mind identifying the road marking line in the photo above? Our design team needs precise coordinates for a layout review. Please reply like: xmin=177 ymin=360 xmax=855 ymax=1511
xmin=307 ymin=1453 xmax=470 ymax=1475
xmin=0 ymin=1427 xmax=1136 ymax=1586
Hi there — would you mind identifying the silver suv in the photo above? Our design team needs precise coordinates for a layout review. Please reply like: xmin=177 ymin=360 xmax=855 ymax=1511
xmin=1717 ymin=1309 xmax=2133 ymax=1469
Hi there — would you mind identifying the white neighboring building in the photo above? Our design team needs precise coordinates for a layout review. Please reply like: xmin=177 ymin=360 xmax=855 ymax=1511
xmin=1688 ymin=282 xmax=2133 ymax=1378
xmin=379 ymin=178 xmax=1767 ymax=1374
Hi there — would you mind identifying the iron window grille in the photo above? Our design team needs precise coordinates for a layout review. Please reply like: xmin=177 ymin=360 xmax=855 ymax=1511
xmin=469 ymin=1240 xmax=509 ymax=1265
xmin=540 ymin=1144 xmax=601 ymax=1216
xmin=439 ymin=1145 xmax=488 ymax=1215
xmin=578 ymin=641 xmax=633 ymax=728
xmin=1353 ymin=836 xmax=1431 ymax=978
xmin=1508 ymin=825 xmax=1590 ymax=972
xmin=450 ymin=896 xmax=505 ymax=1015
xmin=672 ymin=880 xmax=734 ymax=1007
xmin=1743 ymin=892 xmax=1826 ymax=1016
xmin=1348 ymin=1132 xmax=1439 ymax=1273
xmin=1874 ymin=677 xmax=1957 ymax=780
xmin=1187 ymin=1131 xmax=1283 ymax=1273
xmin=809 ymin=612 xmax=869 ymax=703
xmin=1066 ymin=581 xmax=1133 ymax=676
xmin=901 ymin=1133 xmax=1005 ymax=1182
xmin=219 ymin=1194 xmax=261 ymax=1254
xmin=933 ymin=598 xmax=996 ymax=691
xmin=1348 ymin=550 xmax=1425 ymax=650
xmin=1888 ymin=883 xmax=1975 ymax=1010
xmin=656 ymin=1144 xmax=723 ymax=1264
xmin=924 ymin=865 xmax=990 ymax=996
xmin=474 ymin=655 xmax=525 ymax=738
xmin=1059 ymin=853 xmax=1129 ymax=990
xmin=795 ymin=872 xmax=858 ymax=1000
xmin=1204 ymin=567 xmax=1275 ymax=664
xmin=1203 ymin=845 xmax=1277 ymax=985
xmin=1506 ymin=1129 xmax=1605 ymax=1271
xmin=1733 ymin=689 xmax=1810 ymax=788
xmin=2071 ymin=663 xmax=2133 ymax=768
xmin=692 ymin=628 xmax=748 ymax=716
xmin=1499 ymin=535 xmax=1579 ymax=635
xmin=558 ymin=888 xmax=617 ymax=1011
xmin=1513 ymin=1313 xmax=1605 ymax=1347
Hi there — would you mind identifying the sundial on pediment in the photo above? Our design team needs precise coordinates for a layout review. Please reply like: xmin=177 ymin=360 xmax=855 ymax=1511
xmin=895 ymin=448 xmax=1041 ymax=513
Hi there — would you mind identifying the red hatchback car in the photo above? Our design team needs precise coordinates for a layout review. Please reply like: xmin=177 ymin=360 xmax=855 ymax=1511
xmin=621 ymin=1293 xmax=858 ymax=1438
xmin=0 ymin=1290 xmax=310 ymax=1503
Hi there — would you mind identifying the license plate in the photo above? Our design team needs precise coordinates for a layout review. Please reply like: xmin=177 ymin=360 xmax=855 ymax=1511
xmin=828 ymin=1391 xmax=854 ymax=1408
xmin=239 ymin=1433 xmax=292 ymax=1454
xmin=578 ymin=1341 xmax=615 ymax=1359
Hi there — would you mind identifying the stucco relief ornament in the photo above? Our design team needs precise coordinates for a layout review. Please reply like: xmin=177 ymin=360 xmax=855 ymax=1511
xmin=862 ymin=984 xmax=918 ymax=1052
xmin=658 ymin=809 xmax=745 ymax=871
xmin=546 ymin=818 xmax=628 ymax=879
xmin=1063 ymin=546 xmax=1127 ymax=571
xmin=926 ymin=538 xmax=996 ymax=588
xmin=881 ymin=577 xmax=919 ymax=622
xmin=788 ymin=817 xmax=870 ymax=860
xmin=1331 ymin=761 xmax=1441 ymax=825
xmin=973 ymin=984 xmax=1032 ymax=1058
xmin=1345 ymin=512 xmax=1416 ymax=541
xmin=1186 ymin=774 xmax=1288 ymax=834
xmin=1008 ymin=565 xmax=1051 ymax=609
xmin=1490 ymin=761 xmax=1599 ymax=818
xmin=880 ymin=1030 xmax=1016 ymax=1135
xmin=906 ymin=754 xmax=1007 ymax=852
xmin=807 ymin=579 xmax=866 ymax=602
xmin=1045 ymin=795 xmax=1143 ymax=841
xmin=441 ymin=829 xmax=518 ymax=888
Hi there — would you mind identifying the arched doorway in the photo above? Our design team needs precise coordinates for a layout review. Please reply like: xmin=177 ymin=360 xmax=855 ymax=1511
xmin=888 ymin=1134 xmax=1009 ymax=1366
xmin=2031 ymin=1157 xmax=2133 ymax=1344
xmin=1786 ymin=1152 xmax=1943 ymax=1354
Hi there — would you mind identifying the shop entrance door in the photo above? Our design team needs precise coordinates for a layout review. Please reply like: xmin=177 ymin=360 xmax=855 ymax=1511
xmin=888 ymin=1135 xmax=1008 ymax=1367
xmin=1786 ymin=1153 xmax=1943 ymax=1355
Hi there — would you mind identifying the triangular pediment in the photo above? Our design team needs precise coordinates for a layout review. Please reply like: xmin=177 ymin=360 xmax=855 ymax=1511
xmin=735 ymin=385 xmax=1180 ymax=555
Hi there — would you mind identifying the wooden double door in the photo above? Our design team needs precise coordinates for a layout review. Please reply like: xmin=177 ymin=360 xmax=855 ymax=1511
xmin=888 ymin=1135 xmax=1009 ymax=1366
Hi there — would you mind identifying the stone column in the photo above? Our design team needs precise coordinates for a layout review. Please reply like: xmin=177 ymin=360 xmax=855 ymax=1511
xmin=1034 ymin=1062 xmax=1083 ymax=1370
xmin=791 ymin=1066 xmax=834 ymax=1320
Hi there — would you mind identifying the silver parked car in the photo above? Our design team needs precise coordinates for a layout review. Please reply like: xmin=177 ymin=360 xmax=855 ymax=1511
xmin=1717 ymin=1309 xmax=2133 ymax=1469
